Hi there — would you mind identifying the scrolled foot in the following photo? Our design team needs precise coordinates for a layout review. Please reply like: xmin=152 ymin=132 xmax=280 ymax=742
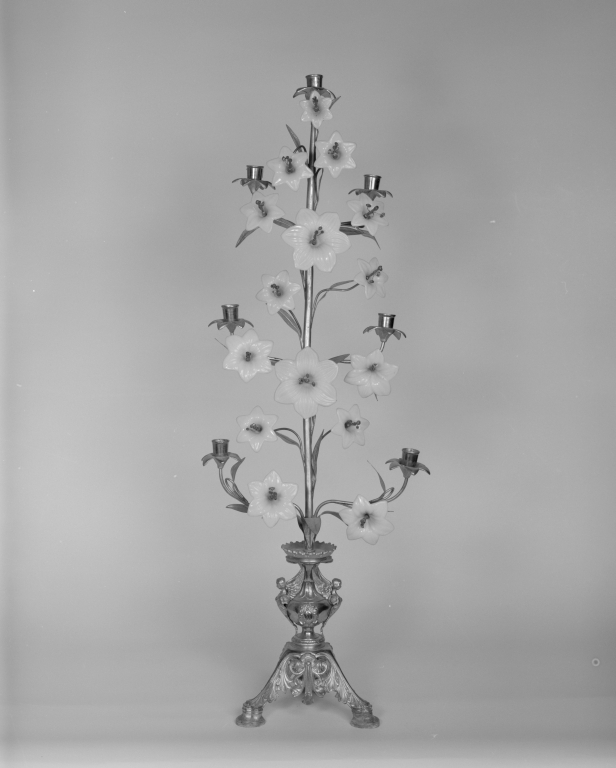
xmin=235 ymin=703 xmax=266 ymax=727
xmin=350 ymin=705 xmax=380 ymax=729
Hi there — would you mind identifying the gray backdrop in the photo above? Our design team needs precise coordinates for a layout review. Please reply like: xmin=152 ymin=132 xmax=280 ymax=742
xmin=3 ymin=1 xmax=616 ymax=766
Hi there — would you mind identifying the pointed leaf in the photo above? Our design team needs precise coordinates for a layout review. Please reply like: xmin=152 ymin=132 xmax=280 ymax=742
xmin=339 ymin=225 xmax=379 ymax=247
xmin=278 ymin=309 xmax=302 ymax=337
xmin=273 ymin=218 xmax=295 ymax=229
xmin=230 ymin=456 xmax=245 ymax=482
xmin=275 ymin=430 xmax=301 ymax=448
xmin=226 ymin=503 xmax=249 ymax=513
xmin=368 ymin=461 xmax=387 ymax=493
xmin=330 ymin=95 xmax=341 ymax=108
xmin=304 ymin=517 xmax=322 ymax=535
xmin=286 ymin=124 xmax=302 ymax=150
xmin=329 ymin=354 xmax=350 ymax=364
xmin=201 ymin=453 xmax=213 ymax=466
xmin=236 ymin=227 xmax=258 ymax=247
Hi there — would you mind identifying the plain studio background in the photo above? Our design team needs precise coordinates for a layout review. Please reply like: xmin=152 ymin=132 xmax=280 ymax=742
xmin=2 ymin=1 xmax=615 ymax=766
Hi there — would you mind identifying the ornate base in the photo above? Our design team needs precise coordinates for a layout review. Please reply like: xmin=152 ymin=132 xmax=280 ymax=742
xmin=235 ymin=640 xmax=379 ymax=728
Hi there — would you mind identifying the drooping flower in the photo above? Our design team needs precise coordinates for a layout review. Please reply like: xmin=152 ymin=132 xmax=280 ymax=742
xmin=344 ymin=349 xmax=398 ymax=398
xmin=256 ymin=271 xmax=302 ymax=315
xmin=248 ymin=470 xmax=298 ymax=527
xmin=236 ymin=406 xmax=278 ymax=452
xmin=347 ymin=193 xmax=388 ymax=236
xmin=240 ymin=192 xmax=285 ymax=233
xmin=223 ymin=329 xmax=273 ymax=382
xmin=300 ymin=90 xmax=333 ymax=128
xmin=314 ymin=131 xmax=356 ymax=178
xmin=282 ymin=209 xmax=350 ymax=273
xmin=354 ymin=257 xmax=388 ymax=299
xmin=338 ymin=495 xmax=394 ymax=545
xmin=267 ymin=147 xmax=313 ymax=191
xmin=274 ymin=347 xmax=338 ymax=419
xmin=331 ymin=405 xmax=370 ymax=449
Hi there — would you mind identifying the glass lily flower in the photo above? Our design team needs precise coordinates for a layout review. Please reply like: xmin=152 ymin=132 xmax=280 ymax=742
xmin=248 ymin=470 xmax=298 ymax=528
xmin=223 ymin=329 xmax=273 ymax=382
xmin=331 ymin=405 xmax=370 ymax=449
xmin=267 ymin=147 xmax=313 ymax=191
xmin=282 ymin=209 xmax=351 ymax=273
xmin=347 ymin=193 xmax=388 ymax=236
xmin=236 ymin=406 xmax=278 ymax=452
xmin=344 ymin=349 xmax=398 ymax=398
xmin=274 ymin=347 xmax=338 ymax=419
xmin=300 ymin=90 xmax=333 ymax=128
xmin=240 ymin=192 xmax=285 ymax=233
xmin=338 ymin=495 xmax=394 ymax=545
xmin=314 ymin=131 xmax=356 ymax=178
xmin=256 ymin=270 xmax=302 ymax=315
xmin=354 ymin=258 xmax=388 ymax=299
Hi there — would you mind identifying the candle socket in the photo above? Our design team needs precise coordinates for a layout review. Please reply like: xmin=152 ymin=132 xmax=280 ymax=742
xmin=213 ymin=439 xmax=230 ymax=458
xmin=401 ymin=448 xmax=419 ymax=467
xmin=364 ymin=174 xmax=381 ymax=191
xmin=246 ymin=166 xmax=263 ymax=180
xmin=378 ymin=313 xmax=396 ymax=329
xmin=222 ymin=304 xmax=239 ymax=322
xmin=305 ymin=74 xmax=323 ymax=88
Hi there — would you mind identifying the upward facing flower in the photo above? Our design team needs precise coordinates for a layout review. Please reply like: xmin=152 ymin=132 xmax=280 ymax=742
xmin=344 ymin=349 xmax=398 ymax=398
xmin=223 ymin=329 xmax=273 ymax=382
xmin=354 ymin=257 xmax=388 ymax=299
xmin=331 ymin=405 xmax=370 ymax=448
xmin=314 ymin=131 xmax=356 ymax=178
xmin=240 ymin=192 xmax=285 ymax=233
xmin=236 ymin=406 xmax=278 ymax=452
xmin=267 ymin=147 xmax=313 ymax=191
xmin=256 ymin=270 xmax=301 ymax=315
xmin=282 ymin=209 xmax=351 ymax=273
xmin=339 ymin=495 xmax=394 ymax=545
xmin=274 ymin=347 xmax=338 ymax=418
xmin=248 ymin=470 xmax=298 ymax=527
xmin=300 ymin=90 xmax=333 ymax=128
xmin=347 ymin=193 xmax=388 ymax=236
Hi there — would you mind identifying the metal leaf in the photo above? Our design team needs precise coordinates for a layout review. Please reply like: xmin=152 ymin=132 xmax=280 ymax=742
xmin=275 ymin=430 xmax=300 ymax=448
xmin=226 ymin=503 xmax=249 ymax=513
xmin=201 ymin=453 xmax=213 ymax=466
xmin=236 ymin=227 xmax=258 ymax=247
xmin=278 ymin=309 xmax=302 ymax=337
xmin=304 ymin=517 xmax=322 ymax=535
xmin=273 ymin=218 xmax=295 ymax=229
xmin=329 ymin=354 xmax=350 ymax=364
xmin=286 ymin=124 xmax=302 ymax=150
xmin=330 ymin=95 xmax=341 ymax=108
xmin=230 ymin=456 xmax=245 ymax=482
xmin=292 ymin=86 xmax=310 ymax=99
xmin=368 ymin=461 xmax=387 ymax=493
xmin=339 ymin=225 xmax=379 ymax=247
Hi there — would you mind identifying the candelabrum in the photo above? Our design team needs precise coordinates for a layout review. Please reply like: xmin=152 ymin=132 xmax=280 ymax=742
xmin=203 ymin=74 xmax=430 ymax=728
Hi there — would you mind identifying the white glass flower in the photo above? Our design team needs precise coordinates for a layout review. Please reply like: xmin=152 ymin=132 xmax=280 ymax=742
xmin=281 ymin=209 xmax=351 ymax=273
xmin=256 ymin=270 xmax=301 ymax=315
xmin=236 ymin=406 xmax=278 ymax=452
xmin=354 ymin=257 xmax=388 ymax=299
xmin=314 ymin=131 xmax=356 ymax=178
xmin=267 ymin=147 xmax=313 ymax=191
xmin=331 ymin=405 xmax=370 ymax=449
xmin=344 ymin=349 xmax=398 ymax=398
xmin=347 ymin=193 xmax=388 ymax=236
xmin=223 ymin=329 xmax=273 ymax=382
xmin=300 ymin=90 xmax=333 ymax=128
xmin=338 ymin=495 xmax=394 ymax=545
xmin=248 ymin=470 xmax=298 ymax=528
xmin=240 ymin=192 xmax=285 ymax=233
xmin=274 ymin=347 xmax=338 ymax=419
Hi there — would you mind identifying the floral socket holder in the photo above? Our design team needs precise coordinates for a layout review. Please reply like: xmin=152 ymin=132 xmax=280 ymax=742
xmin=203 ymin=75 xmax=430 ymax=729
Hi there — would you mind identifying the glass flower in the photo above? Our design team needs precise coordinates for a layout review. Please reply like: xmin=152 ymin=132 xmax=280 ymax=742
xmin=281 ymin=209 xmax=351 ymax=273
xmin=314 ymin=131 xmax=356 ymax=178
xmin=223 ymin=329 xmax=273 ymax=382
xmin=344 ymin=350 xmax=398 ymax=398
xmin=338 ymin=495 xmax=394 ymax=545
xmin=236 ymin=406 xmax=278 ymax=452
xmin=256 ymin=270 xmax=301 ymax=315
xmin=274 ymin=347 xmax=338 ymax=419
xmin=300 ymin=90 xmax=333 ymax=128
xmin=267 ymin=147 xmax=313 ymax=191
xmin=347 ymin=193 xmax=388 ymax=236
xmin=240 ymin=192 xmax=285 ymax=233
xmin=331 ymin=405 xmax=370 ymax=449
xmin=354 ymin=257 xmax=388 ymax=299
xmin=248 ymin=470 xmax=298 ymax=528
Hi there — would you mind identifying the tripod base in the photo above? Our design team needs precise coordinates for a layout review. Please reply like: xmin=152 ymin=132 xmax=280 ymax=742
xmin=235 ymin=641 xmax=380 ymax=728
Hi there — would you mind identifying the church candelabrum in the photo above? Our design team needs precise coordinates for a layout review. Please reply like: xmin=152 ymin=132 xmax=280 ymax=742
xmin=202 ymin=74 xmax=430 ymax=728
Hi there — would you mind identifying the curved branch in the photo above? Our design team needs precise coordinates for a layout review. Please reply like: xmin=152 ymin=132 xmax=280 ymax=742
xmin=370 ymin=476 xmax=409 ymax=504
xmin=315 ymin=498 xmax=353 ymax=517
xmin=218 ymin=466 xmax=250 ymax=506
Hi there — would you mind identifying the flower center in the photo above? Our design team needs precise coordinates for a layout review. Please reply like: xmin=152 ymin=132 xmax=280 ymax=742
xmin=363 ymin=204 xmax=379 ymax=220
xmin=309 ymin=226 xmax=324 ymax=246
xmin=365 ymin=265 xmax=382 ymax=284
xmin=328 ymin=141 xmax=341 ymax=160
xmin=311 ymin=95 xmax=320 ymax=113
xmin=270 ymin=283 xmax=283 ymax=297
xmin=359 ymin=513 xmax=370 ymax=529
xmin=344 ymin=419 xmax=361 ymax=431
xmin=244 ymin=351 xmax=253 ymax=361
xmin=247 ymin=423 xmax=263 ymax=433
xmin=282 ymin=155 xmax=294 ymax=174
xmin=267 ymin=486 xmax=278 ymax=501
xmin=255 ymin=199 xmax=268 ymax=218
xmin=368 ymin=363 xmax=379 ymax=372
xmin=298 ymin=373 xmax=317 ymax=387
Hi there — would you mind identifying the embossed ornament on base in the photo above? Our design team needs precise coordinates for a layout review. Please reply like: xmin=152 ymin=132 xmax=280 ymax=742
xmin=235 ymin=541 xmax=380 ymax=729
